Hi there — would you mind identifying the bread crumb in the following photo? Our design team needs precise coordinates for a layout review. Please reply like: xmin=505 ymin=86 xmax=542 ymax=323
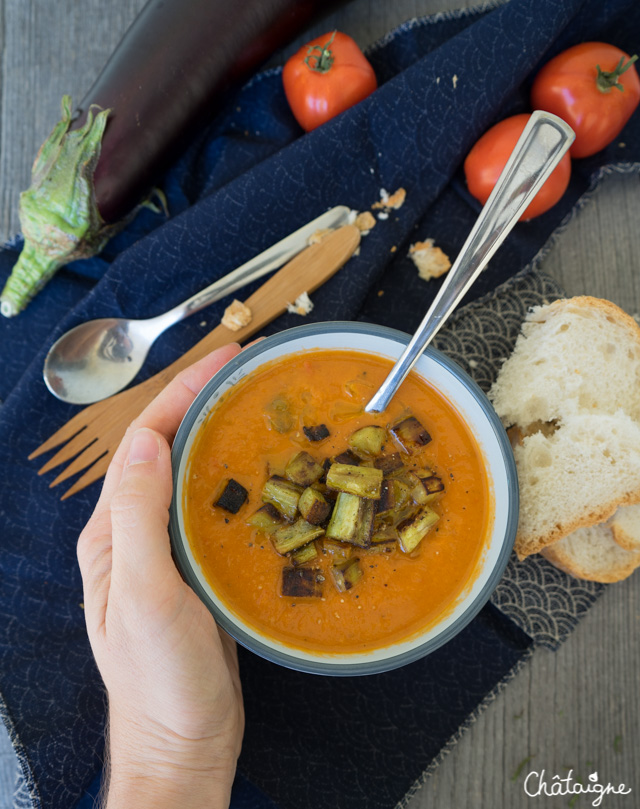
xmin=286 ymin=291 xmax=314 ymax=316
xmin=452 ymin=74 xmax=458 ymax=89
xmin=409 ymin=239 xmax=452 ymax=281
xmin=377 ymin=211 xmax=389 ymax=220
xmin=372 ymin=187 xmax=406 ymax=210
xmin=221 ymin=299 xmax=252 ymax=331
xmin=373 ymin=187 xmax=390 ymax=208
xmin=387 ymin=187 xmax=406 ymax=209
xmin=390 ymin=245 xmax=397 ymax=253
xmin=377 ymin=290 xmax=384 ymax=297
xmin=307 ymin=227 xmax=333 ymax=245
xmin=355 ymin=211 xmax=376 ymax=233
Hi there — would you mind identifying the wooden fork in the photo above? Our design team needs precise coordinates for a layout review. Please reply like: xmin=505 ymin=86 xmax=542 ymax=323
xmin=29 ymin=224 xmax=361 ymax=499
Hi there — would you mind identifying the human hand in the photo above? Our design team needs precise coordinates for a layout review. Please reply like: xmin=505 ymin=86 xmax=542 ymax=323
xmin=77 ymin=343 xmax=244 ymax=809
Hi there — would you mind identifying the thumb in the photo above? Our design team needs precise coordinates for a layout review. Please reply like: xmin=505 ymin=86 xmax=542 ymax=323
xmin=109 ymin=427 xmax=176 ymax=591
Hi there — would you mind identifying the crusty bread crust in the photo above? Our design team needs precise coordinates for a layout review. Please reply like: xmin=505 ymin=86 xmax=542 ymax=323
xmin=609 ymin=503 xmax=640 ymax=552
xmin=490 ymin=295 xmax=640 ymax=429
xmin=512 ymin=412 xmax=640 ymax=559
xmin=541 ymin=521 xmax=640 ymax=583
xmin=519 ymin=490 xmax=640 ymax=560
xmin=490 ymin=296 xmax=640 ymax=563
xmin=533 ymin=295 xmax=640 ymax=334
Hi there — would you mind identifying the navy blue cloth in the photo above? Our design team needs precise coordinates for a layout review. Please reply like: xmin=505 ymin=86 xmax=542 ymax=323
xmin=0 ymin=1 xmax=639 ymax=807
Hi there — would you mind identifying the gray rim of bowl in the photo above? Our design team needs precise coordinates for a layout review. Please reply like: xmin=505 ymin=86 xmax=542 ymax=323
xmin=169 ymin=321 xmax=519 ymax=677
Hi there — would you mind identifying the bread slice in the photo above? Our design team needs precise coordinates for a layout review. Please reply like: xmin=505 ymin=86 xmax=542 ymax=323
xmin=489 ymin=297 xmax=640 ymax=560
xmin=513 ymin=412 xmax=640 ymax=558
xmin=610 ymin=503 xmax=640 ymax=552
xmin=489 ymin=296 xmax=640 ymax=428
xmin=541 ymin=521 xmax=640 ymax=583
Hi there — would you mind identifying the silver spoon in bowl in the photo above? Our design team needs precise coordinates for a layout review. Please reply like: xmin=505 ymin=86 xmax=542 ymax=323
xmin=43 ymin=205 xmax=353 ymax=405
xmin=365 ymin=110 xmax=575 ymax=414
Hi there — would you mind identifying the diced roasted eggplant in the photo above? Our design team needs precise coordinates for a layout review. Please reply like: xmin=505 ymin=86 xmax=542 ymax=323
xmin=376 ymin=478 xmax=411 ymax=517
xmin=413 ymin=472 xmax=445 ymax=504
xmin=374 ymin=452 xmax=405 ymax=475
xmin=371 ymin=524 xmax=399 ymax=544
xmin=390 ymin=503 xmax=421 ymax=529
xmin=272 ymin=518 xmax=324 ymax=555
xmin=331 ymin=449 xmax=361 ymax=466
xmin=303 ymin=423 xmax=330 ymax=442
xmin=298 ymin=486 xmax=331 ymax=525
xmin=390 ymin=415 xmax=432 ymax=453
xmin=348 ymin=425 xmax=387 ymax=458
xmin=290 ymin=542 xmax=318 ymax=566
xmin=331 ymin=557 xmax=363 ymax=592
xmin=397 ymin=507 xmax=440 ymax=553
xmin=325 ymin=491 xmax=359 ymax=542
xmin=285 ymin=451 xmax=324 ymax=487
xmin=326 ymin=462 xmax=383 ymax=499
xmin=352 ymin=498 xmax=376 ymax=547
xmin=320 ymin=537 xmax=352 ymax=561
xmin=282 ymin=566 xmax=323 ymax=598
xmin=247 ymin=503 xmax=283 ymax=534
xmin=376 ymin=479 xmax=394 ymax=515
xmin=262 ymin=475 xmax=302 ymax=520
xmin=368 ymin=543 xmax=395 ymax=554
xmin=325 ymin=492 xmax=375 ymax=547
xmin=213 ymin=478 xmax=248 ymax=514
xmin=403 ymin=470 xmax=444 ymax=506
xmin=265 ymin=395 xmax=293 ymax=433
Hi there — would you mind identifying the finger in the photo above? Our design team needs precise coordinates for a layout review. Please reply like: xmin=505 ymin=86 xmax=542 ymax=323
xmin=77 ymin=510 xmax=113 ymax=640
xmin=95 ymin=342 xmax=241 ymax=515
xmin=129 ymin=341 xmax=242 ymax=444
xmin=79 ymin=343 xmax=241 ymax=632
xmin=109 ymin=427 xmax=176 ymax=594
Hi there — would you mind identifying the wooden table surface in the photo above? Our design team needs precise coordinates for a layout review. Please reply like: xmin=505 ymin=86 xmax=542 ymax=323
xmin=0 ymin=2 xmax=638 ymax=808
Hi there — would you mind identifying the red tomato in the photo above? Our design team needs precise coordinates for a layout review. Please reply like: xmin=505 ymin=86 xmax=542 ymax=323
xmin=282 ymin=30 xmax=377 ymax=132
xmin=531 ymin=42 xmax=640 ymax=158
xmin=464 ymin=114 xmax=571 ymax=221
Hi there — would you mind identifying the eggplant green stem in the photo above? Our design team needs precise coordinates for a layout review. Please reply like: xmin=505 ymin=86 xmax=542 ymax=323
xmin=304 ymin=30 xmax=337 ymax=74
xmin=596 ymin=54 xmax=638 ymax=93
xmin=0 ymin=95 xmax=112 ymax=317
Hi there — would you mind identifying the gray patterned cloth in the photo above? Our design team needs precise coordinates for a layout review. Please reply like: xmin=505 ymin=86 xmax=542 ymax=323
xmin=432 ymin=265 xmax=604 ymax=649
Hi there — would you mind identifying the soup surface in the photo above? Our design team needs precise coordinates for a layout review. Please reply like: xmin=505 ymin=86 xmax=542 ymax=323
xmin=183 ymin=349 xmax=491 ymax=654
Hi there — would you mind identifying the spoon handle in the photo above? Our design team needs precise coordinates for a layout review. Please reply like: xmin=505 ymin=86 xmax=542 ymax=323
xmin=150 ymin=205 xmax=353 ymax=332
xmin=365 ymin=110 xmax=575 ymax=414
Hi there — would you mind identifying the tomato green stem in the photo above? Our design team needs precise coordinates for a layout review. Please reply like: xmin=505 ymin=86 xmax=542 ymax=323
xmin=304 ymin=30 xmax=337 ymax=74
xmin=596 ymin=54 xmax=638 ymax=93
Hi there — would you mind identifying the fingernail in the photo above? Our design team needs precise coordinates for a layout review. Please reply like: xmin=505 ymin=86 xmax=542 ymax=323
xmin=127 ymin=429 xmax=160 ymax=466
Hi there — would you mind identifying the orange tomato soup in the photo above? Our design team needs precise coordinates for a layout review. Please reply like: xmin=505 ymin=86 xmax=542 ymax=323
xmin=183 ymin=349 xmax=491 ymax=654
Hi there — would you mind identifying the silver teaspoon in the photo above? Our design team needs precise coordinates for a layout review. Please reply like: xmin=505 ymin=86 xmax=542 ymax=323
xmin=43 ymin=205 xmax=352 ymax=404
xmin=365 ymin=110 xmax=575 ymax=414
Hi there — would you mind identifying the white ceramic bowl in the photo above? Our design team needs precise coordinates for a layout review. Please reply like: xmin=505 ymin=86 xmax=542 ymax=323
xmin=169 ymin=322 xmax=518 ymax=676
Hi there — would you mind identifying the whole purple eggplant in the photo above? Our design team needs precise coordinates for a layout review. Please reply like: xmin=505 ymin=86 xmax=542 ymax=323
xmin=0 ymin=0 xmax=346 ymax=317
